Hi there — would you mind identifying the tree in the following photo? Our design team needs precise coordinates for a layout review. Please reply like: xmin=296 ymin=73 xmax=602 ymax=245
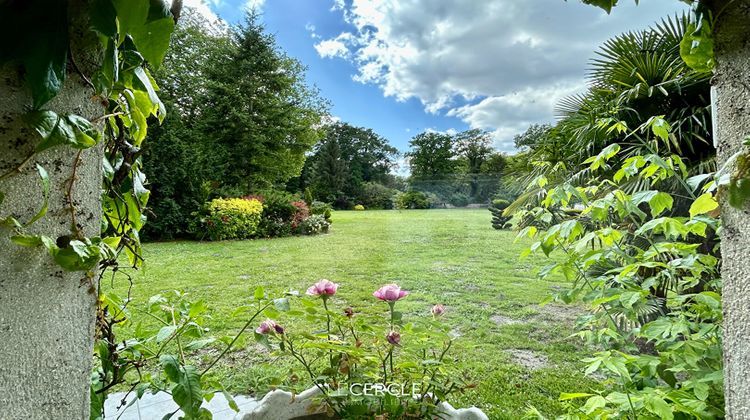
xmin=303 ymin=122 xmax=399 ymax=208
xmin=455 ymin=129 xmax=494 ymax=198
xmin=406 ymin=131 xmax=456 ymax=180
xmin=142 ymin=10 xmax=327 ymax=238
xmin=312 ymin=138 xmax=347 ymax=204
xmin=200 ymin=12 xmax=326 ymax=192
xmin=513 ymin=123 xmax=552 ymax=150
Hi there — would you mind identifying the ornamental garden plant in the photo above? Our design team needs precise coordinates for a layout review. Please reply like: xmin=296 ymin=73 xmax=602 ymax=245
xmin=253 ymin=280 xmax=474 ymax=419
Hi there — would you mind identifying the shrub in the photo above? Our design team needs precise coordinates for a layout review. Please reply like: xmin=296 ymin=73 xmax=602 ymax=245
xmin=300 ymin=214 xmax=330 ymax=235
xmin=255 ymin=190 xmax=298 ymax=238
xmin=489 ymin=199 xmax=511 ymax=229
xmin=447 ymin=192 xmax=469 ymax=207
xmin=358 ymin=182 xmax=397 ymax=209
xmin=256 ymin=281 xmax=471 ymax=418
xmin=492 ymin=198 xmax=510 ymax=209
xmin=202 ymin=198 xmax=263 ymax=240
xmin=353 ymin=204 xmax=365 ymax=211
xmin=310 ymin=200 xmax=332 ymax=221
xmin=395 ymin=191 xmax=431 ymax=209
xmin=290 ymin=200 xmax=310 ymax=232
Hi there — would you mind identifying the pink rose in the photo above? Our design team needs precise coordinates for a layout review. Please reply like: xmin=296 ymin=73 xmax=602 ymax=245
xmin=256 ymin=319 xmax=282 ymax=335
xmin=431 ymin=304 xmax=446 ymax=317
xmin=373 ymin=284 xmax=409 ymax=302
xmin=386 ymin=330 xmax=401 ymax=346
xmin=306 ymin=279 xmax=339 ymax=297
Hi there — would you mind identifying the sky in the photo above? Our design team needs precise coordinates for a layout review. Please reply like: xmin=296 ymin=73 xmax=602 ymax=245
xmin=183 ymin=0 xmax=688 ymax=155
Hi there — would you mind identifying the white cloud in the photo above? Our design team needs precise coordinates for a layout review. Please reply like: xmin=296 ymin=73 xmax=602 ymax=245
xmin=314 ymin=33 xmax=354 ymax=58
xmin=244 ymin=0 xmax=265 ymax=12
xmin=316 ymin=0 xmax=688 ymax=151
xmin=182 ymin=0 xmax=222 ymax=22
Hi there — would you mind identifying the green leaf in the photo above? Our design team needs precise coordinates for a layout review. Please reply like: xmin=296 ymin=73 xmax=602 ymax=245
xmin=690 ymin=193 xmax=719 ymax=218
xmin=645 ymin=395 xmax=674 ymax=420
xmin=160 ymin=355 xmax=204 ymax=417
xmin=650 ymin=116 xmax=671 ymax=142
xmin=273 ymin=297 xmax=290 ymax=312
xmin=581 ymin=0 xmax=618 ymax=13
xmin=559 ymin=392 xmax=594 ymax=401
xmin=90 ymin=0 xmax=118 ymax=37
xmin=10 ymin=234 xmax=44 ymax=247
xmin=25 ymin=164 xmax=50 ymax=226
xmin=25 ymin=111 xmax=98 ymax=152
xmin=649 ymin=192 xmax=673 ymax=217
xmin=254 ymin=286 xmax=265 ymax=300
xmin=680 ymin=20 xmax=715 ymax=73
xmin=113 ymin=0 xmax=175 ymax=66
xmin=156 ymin=325 xmax=178 ymax=343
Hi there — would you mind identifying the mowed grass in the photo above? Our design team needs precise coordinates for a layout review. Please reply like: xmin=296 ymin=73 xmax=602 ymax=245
xmin=106 ymin=209 xmax=598 ymax=419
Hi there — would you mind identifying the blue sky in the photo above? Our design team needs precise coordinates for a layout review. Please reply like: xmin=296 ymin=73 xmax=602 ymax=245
xmin=187 ymin=0 xmax=688 ymax=154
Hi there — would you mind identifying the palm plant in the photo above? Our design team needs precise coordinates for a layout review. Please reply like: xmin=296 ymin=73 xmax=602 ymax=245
xmin=506 ymin=13 xmax=713 ymax=217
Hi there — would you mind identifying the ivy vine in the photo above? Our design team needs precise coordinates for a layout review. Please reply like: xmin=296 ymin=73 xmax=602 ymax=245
xmin=0 ymin=0 xmax=174 ymax=272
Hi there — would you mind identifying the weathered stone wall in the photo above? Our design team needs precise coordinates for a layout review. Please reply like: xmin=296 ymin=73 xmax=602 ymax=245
xmin=712 ymin=0 xmax=750 ymax=418
xmin=0 ymin=3 xmax=103 ymax=418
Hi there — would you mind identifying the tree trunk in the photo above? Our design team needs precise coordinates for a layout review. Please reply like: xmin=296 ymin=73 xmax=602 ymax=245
xmin=712 ymin=0 xmax=750 ymax=418
xmin=0 ymin=4 xmax=102 ymax=418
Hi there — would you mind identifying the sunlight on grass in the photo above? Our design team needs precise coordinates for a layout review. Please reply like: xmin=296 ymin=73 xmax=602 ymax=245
xmin=107 ymin=209 xmax=598 ymax=419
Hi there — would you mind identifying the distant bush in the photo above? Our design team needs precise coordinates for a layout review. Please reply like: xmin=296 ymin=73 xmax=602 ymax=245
xmin=489 ymin=199 xmax=511 ymax=230
xmin=447 ymin=192 xmax=470 ymax=207
xmin=291 ymin=201 xmax=310 ymax=232
xmin=300 ymin=214 xmax=330 ymax=235
xmin=359 ymin=182 xmax=397 ymax=209
xmin=310 ymin=201 xmax=332 ymax=221
xmin=255 ymin=190 xmax=298 ymax=238
xmin=492 ymin=198 xmax=510 ymax=209
xmin=395 ymin=191 xmax=431 ymax=209
xmin=203 ymin=198 xmax=263 ymax=240
xmin=354 ymin=204 xmax=365 ymax=211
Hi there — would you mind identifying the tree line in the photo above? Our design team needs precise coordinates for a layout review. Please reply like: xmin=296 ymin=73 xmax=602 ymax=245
xmin=143 ymin=8 xmax=514 ymax=240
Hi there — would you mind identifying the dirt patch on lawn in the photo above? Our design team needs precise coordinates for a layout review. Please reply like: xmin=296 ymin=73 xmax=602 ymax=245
xmin=490 ymin=314 xmax=523 ymax=326
xmin=505 ymin=349 xmax=548 ymax=370
xmin=534 ymin=304 xmax=583 ymax=324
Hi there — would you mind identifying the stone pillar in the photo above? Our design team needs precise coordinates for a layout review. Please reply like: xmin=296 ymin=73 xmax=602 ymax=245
xmin=0 ymin=3 xmax=103 ymax=418
xmin=712 ymin=0 xmax=750 ymax=418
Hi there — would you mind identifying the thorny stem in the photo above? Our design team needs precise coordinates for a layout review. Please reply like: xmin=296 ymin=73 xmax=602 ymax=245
xmin=201 ymin=302 xmax=271 ymax=376
xmin=285 ymin=337 xmax=343 ymax=418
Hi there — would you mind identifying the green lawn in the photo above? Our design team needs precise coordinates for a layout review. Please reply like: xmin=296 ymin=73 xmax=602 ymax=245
xmin=107 ymin=209 xmax=597 ymax=419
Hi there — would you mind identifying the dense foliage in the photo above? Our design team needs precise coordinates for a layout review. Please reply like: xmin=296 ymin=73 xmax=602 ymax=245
xmin=201 ymin=197 xmax=263 ymax=241
xmin=504 ymin=13 xmax=724 ymax=420
xmin=142 ymin=9 xmax=327 ymax=239
xmin=296 ymin=122 xmax=400 ymax=209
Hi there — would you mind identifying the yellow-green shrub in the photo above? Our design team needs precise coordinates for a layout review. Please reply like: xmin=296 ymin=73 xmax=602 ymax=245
xmin=354 ymin=204 xmax=365 ymax=211
xmin=204 ymin=198 xmax=263 ymax=240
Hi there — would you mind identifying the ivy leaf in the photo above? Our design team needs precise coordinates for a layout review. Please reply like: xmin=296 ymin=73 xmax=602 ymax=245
xmin=10 ymin=234 xmax=44 ymax=247
xmin=25 ymin=111 xmax=99 ymax=152
xmin=90 ymin=0 xmax=118 ymax=37
xmin=680 ymin=20 xmax=715 ymax=73
xmin=25 ymin=164 xmax=50 ymax=226
xmin=67 ymin=115 xmax=101 ymax=148
xmin=689 ymin=193 xmax=719 ymax=218
xmin=113 ymin=0 xmax=175 ymax=67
